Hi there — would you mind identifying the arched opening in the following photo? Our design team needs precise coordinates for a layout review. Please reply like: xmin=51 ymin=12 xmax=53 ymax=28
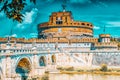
xmin=51 ymin=55 xmax=56 ymax=64
xmin=0 ymin=75 xmax=1 ymax=79
xmin=39 ymin=56 xmax=46 ymax=66
xmin=15 ymin=58 xmax=31 ymax=80
xmin=0 ymin=67 xmax=3 ymax=80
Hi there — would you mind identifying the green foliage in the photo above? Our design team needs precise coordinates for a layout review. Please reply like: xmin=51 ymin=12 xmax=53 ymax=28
xmin=56 ymin=67 xmax=64 ymax=70
xmin=100 ymin=64 xmax=108 ymax=72
xmin=65 ymin=66 xmax=74 ymax=71
xmin=0 ymin=0 xmax=36 ymax=23
xmin=57 ymin=66 xmax=74 ymax=71
xmin=111 ymin=38 xmax=118 ymax=42
xmin=45 ymin=71 xmax=49 ymax=73
xmin=77 ymin=69 xmax=84 ymax=72
xmin=41 ymin=75 xmax=49 ymax=80
xmin=118 ymin=42 xmax=120 ymax=47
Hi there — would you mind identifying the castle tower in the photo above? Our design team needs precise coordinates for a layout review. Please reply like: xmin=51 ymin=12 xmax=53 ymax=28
xmin=98 ymin=26 xmax=111 ymax=43
xmin=99 ymin=34 xmax=111 ymax=43
xmin=38 ymin=6 xmax=93 ymax=39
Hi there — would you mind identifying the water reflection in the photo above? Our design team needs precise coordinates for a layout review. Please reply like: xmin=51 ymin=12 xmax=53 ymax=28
xmin=49 ymin=74 xmax=120 ymax=80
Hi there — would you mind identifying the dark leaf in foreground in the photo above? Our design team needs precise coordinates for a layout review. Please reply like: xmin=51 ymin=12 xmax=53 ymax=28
xmin=0 ymin=0 xmax=36 ymax=23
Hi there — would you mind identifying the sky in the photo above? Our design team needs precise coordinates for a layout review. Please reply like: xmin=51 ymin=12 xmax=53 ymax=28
xmin=0 ymin=0 xmax=120 ymax=38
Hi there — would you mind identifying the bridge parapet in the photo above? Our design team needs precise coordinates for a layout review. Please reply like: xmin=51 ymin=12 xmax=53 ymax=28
xmin=0 ymin=49 xmax=59 ymax=57
xmin=0 ymin=47 xmax=120 ymax=56
xmin=69 ymin=50 xmax=120 ymax=53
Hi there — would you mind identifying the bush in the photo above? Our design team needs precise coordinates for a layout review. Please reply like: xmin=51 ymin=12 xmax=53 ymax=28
xmin=56 ymin=67 xmax=64 ymax=70
xmin=77 ymin=69 xmax=84 ymax=72
xmin=45 ymin=71 xmax=49 ymax=73
xmin=41 ymin=75 xmax=49 ymax=80
xmin=65 ymin=67 xmax=74 ymax=71
xmin=100 ymin=64 xmax=108 ymax=72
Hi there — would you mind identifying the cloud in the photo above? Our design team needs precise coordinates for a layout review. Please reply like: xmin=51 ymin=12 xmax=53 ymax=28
xmin=0 ymin=12 xmax=4 ymax=17
xmin=23 ymin=8 xmax=38 ymax=24
xmin=4 ymin=35 xmax=9 ymax=37
xmin=106 ymin=21 xmax=120 ymax=27
xmin=11 ymin=34 xmax=17 ymax=37
xmin=69 ymin=0 xmax=91 ymax=3
xmin=10 ymin=8 xmax=39 ymax=38
xmin=95 ymin=1 xmax=108 ymax=8
xmin=0 ymin=12 xmax=6 ymax=20
xmin=44 ymin=0 xmax=54 ymax=2
xmin=94 ymin=26 xmax=100 ymax=30
xmin=4 ymin=34 xmax=17 ymax=38
xmin=30 ymin=33 xmax=38 ymax=38
xmin=17 ymin=8 xmax=38 ymax=29
xmin=102 ymin=21 xmax=120 ymax=28
xmin=23 ymin=11 xmax=34 ymax=23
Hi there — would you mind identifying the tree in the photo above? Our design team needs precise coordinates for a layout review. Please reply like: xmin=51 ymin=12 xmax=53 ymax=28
xmin=0 ymin=0 xmax=36 ymax=23
xmin=100 ymin=64 xmax=108 ymax=72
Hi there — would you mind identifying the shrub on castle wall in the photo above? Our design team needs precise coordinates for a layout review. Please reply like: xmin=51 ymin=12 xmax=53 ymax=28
xmin=56 ymin=66 xmax=64 ymax=70
xmin=57 ymin=66 xmax=74 ymax=71
xmin=65 ymin=66 xmax=74 ymax=71
xmin=41 ymin=75 xmax=49 ymax=80
xmin=100 ymin=64 xmax=108 ymax=72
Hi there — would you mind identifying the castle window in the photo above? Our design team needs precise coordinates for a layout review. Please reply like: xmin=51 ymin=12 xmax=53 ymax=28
xmin=65 ymin=17 xmax=67 ymax=22
xmin=56 ymin=17 xmax=58 ymax=20
xmin=56 ymin=21 xmax=63 ymax=24
xmin=87 ymin=24 xmax=89 ymax=26
xmin=56 ymin=17 xmax=62 ymax=20
xmin=56 ymin=16 xmax=62 ymax=24
xmin=51 ymin=17 xmax=53 ymax=23
xmin=58 ymin=28 xmax=62 ymax=32
xmin=81 ymin=23 xmax=85 ymax=25
xmin=4 ymin=50 xmax=6 ymax=53
xmin=87 ymin=43 xmax=89 ymax=46
xmin=58 ymin=17 xmax=61 ymax=20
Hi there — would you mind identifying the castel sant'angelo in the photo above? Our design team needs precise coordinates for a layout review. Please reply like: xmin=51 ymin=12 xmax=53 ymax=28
xmin=38 ymin=7 xmax=93 ymax=38
xmin=37 ymin=6 xmax=118 ymax=50
xmin=0 ymin=5 xmax=120 ymax=80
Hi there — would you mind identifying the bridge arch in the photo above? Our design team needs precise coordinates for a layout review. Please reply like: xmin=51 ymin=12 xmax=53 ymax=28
xmin=51 ymin=55 xmax=56 ymax=64
xmin=0 ymin=67 xmax=3 ymax=80
xmin=15 ymin=57 xmax=32 ymax=80
xmin=39 ymin=56 xmax=46 ymax=66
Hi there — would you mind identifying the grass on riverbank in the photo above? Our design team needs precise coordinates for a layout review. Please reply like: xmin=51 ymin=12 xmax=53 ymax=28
xmin=27 ymin=74 xmax=49 ymax=80
xmin=56 ymin=65 xmax=120 ymax=75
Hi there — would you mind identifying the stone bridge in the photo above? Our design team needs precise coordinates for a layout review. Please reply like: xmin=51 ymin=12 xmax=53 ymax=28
xmin=0 ymin=48 xmax=60 ymax=80
xmin=0 ymin=48 xmax=120 ymax=80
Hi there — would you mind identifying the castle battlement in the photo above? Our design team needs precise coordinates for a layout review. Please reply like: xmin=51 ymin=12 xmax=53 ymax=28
xmin=38 ymin=11 xmax=93 ymax=38
xmin=0 ymin=37 xmax=99 ymax=43
xmin=94 ymin=42 xmax=118 ymax=48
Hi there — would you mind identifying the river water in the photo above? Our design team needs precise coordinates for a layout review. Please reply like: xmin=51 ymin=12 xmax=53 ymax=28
xmin=48 ymin=74 xmax=120 ymax=80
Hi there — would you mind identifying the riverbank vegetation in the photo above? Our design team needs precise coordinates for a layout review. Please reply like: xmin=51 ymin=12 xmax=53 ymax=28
xmin=56 ymin=64 xmax=120 ymax=75
xmin=27 ymin=74 xmax=49 ymax=80
xmin=40 ymin=74 xmax=49 ymax=80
